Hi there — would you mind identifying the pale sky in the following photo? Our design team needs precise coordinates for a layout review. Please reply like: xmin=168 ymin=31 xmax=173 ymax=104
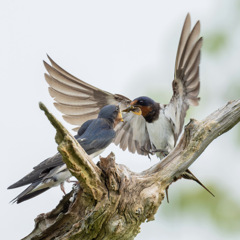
xmin=1 ymin=1 xmax=240 ymax=239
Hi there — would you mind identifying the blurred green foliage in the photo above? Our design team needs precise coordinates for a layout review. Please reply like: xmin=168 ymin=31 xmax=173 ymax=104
xmin=161 ymin=184 xmax=240 ymax=233
xmin=204 ymin=33 xmax=227 ymax=55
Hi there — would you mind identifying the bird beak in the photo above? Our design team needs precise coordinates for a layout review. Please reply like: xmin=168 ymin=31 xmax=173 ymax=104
xmin=117 ymin=111 xmax=124 ymax=122
xmin=122 ymin=106 xmax=142 ymax=116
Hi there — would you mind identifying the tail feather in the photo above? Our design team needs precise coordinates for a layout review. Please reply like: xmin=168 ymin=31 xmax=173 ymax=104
xmin=10 ymin=181 xmax=50 ymax=204
xmin=14 ymin=188 xmax=50 ymax=204
xmin=182 ymin=169 xmax=215 ymax=197
xmin=165 ymin=168 xmax=214 ymax=203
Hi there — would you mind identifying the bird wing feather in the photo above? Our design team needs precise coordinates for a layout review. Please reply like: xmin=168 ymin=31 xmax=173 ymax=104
xmin=44 ymin=56 xmax=131 ymax=126
xmin=114 ymin=112 xmax=151 ymax=155
xmin=165 ymin=13 xmax=202 ymax=143
xmin=8 ymin=154 xmax=63 ymax=189
xmin=44 ymin=57 xmax=152 ymax=155
xmin=77 ymin=118 xmax=116 ymax=155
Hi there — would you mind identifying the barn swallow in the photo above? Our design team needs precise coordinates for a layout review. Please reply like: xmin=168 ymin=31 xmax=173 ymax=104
xmin=43 ymin=14 xmax=214 ymax=198
xmin=8 ymin=105 xmax=123 ymax=203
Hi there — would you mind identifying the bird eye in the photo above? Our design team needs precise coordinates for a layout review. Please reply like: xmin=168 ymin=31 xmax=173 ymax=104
xmin=139 ymin=100 xmax=144 ymax=104
xmin=116 ymin=106 xmax=119 ymax=111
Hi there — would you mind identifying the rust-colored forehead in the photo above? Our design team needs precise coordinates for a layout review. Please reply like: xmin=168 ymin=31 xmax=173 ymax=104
xmin=130 ymin=100 xmax=138 ymax=106
xmin=130 ymin=100 xmax=152 ymax=117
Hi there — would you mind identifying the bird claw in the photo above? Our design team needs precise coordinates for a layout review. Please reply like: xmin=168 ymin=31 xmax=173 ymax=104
xmin=140 ymin=147 xmax=169 ymax=159
xmin=60 ymin=182 xmax=66 ymax=195
xmin=152 ymin=149 xmax=169 ymax=158
xmin=140 ymin=147 xmax=154 ymax=159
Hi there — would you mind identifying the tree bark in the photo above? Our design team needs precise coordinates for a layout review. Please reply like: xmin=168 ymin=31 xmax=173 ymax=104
xmin=23 ymin=99 xmax=240 ymax=240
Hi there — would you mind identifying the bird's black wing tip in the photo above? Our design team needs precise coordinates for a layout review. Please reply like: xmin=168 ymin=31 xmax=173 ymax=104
xmin=7 ymin=184 xmax=17 ymax=190
xmin=14 ymin=188 xmax=50 ymax=204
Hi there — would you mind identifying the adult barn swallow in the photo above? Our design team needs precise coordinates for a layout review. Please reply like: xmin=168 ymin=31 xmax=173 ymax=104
xmin=43 ymin=14 xmax=213 ymax=197
xmin=8 ymin=105 xmax=123 ymax=203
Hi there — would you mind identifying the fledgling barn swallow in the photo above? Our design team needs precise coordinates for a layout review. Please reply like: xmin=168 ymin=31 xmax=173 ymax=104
xmin=8 ymin=105 xmax=123 ymax=203
xmin=43 ymin=14 xmax=214 ymax=198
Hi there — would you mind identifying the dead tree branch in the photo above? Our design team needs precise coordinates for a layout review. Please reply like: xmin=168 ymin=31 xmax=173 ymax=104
xmin=23 ymin=99 xmax=240 ymax=240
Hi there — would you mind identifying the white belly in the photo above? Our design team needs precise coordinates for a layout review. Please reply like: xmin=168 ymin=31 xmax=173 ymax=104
xmin=146 ymin=113 xmax=174 ymax=158
xmin=32 ymin=165 xmax=72 ymax=193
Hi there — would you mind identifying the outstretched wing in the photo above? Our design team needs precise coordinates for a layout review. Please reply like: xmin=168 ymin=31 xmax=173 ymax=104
xmin=164 ymin=13 xmax=202 ymax=143
xmin=44 ymin=56 xmax=131 ymax=126
xmin=114 ymin=112 xmax=151 ymax=156
xmin=44 ymin=56 xmax=152 ymax=155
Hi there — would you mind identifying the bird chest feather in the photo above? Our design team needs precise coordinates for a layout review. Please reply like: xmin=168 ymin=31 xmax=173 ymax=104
xmin=146 ymin=112 xmax=175 ymax=154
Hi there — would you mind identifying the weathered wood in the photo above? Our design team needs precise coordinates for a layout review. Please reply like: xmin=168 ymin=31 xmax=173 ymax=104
xmin=39 ymin=103 xmax=106 ymax=201
xmin=23 ymin=100 xmax=240 ymax=240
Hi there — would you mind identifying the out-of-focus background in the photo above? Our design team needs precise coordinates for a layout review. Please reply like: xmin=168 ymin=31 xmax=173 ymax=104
xmin=1 ymin=0 xmax=240 ymax=239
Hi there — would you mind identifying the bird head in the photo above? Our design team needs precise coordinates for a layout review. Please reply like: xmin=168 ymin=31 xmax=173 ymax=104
xmin=123 ymin=96 xmax=160 ymax=123
xmin=131 ymin=96 xmax=157 ymax=116
xmin=98 ymin=105 xmax=123 ymax=127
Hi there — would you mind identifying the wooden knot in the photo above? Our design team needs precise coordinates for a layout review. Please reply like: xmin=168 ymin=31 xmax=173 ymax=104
xmin=98 ymin=152 xmax=116 ymax=172
xmin=98 ymin=152 xmax=120 ymax=192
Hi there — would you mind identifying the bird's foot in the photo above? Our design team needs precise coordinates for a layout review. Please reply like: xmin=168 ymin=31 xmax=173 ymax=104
xmin=60 ymin=182 xmax=66 ymax=195
xmin=151 ymin=149 xmax=169 ymax=158
xmin=66 ymin=179 xmax=79 ymax=184
xmin=141 ymin=147 xmax=169 ymax=159
xmin=140 ymin=147 xmax=154 ymax=160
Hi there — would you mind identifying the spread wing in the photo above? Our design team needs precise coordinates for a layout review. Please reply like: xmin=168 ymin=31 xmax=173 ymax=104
xmin=44 ymin=55 xmax=131 ymax=126
xmin=164 ymin=13 xmax=202 ymax=143
xmin=114 ymin=112 xmax=151 ymax=155
xmin=44 ymin=57 xmax=151 ymax=155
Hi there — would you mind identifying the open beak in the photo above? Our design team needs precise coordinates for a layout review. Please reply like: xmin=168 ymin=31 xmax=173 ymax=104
xmin=117 ymin=111 xmax=124 ymax=122
xmin=122 ymin=106 xmax=142 ymax=116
